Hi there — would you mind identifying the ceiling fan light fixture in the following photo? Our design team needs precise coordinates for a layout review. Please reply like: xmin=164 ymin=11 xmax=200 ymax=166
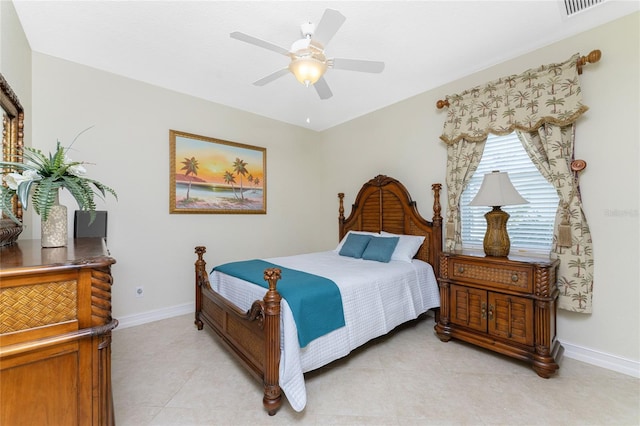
xmin=231 ymin=8 xmax=383 ymax=99
xmin=289 ymin=56 xmax=327 ymax=86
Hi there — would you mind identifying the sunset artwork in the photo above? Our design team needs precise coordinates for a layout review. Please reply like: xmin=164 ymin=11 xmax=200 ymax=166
xmin=169 ymin=130 xmax=266 ymax=214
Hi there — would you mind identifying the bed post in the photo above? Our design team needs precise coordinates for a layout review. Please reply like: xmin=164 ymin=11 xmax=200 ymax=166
xmin=194 ymin=246 xmax=207 ymax=330
xmin=338 ymin=192 xmax=345 ymax=240
xmin=431 ymin=184 xmax=443 ymax=279
xmin=262 ymin=268 xmax=283 ymax=416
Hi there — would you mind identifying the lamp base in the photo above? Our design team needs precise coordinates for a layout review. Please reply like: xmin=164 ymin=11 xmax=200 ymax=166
xmin=483 ymin=207 xmax=511 ymax=257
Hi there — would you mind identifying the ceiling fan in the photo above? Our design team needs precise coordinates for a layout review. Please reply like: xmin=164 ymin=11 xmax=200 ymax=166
xmin=230 ymin=9 xmax=385 ymax=100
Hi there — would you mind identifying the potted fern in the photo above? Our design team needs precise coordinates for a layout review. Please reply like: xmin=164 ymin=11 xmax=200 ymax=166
xmin=0 ymin=131 xmax=117 ymax=247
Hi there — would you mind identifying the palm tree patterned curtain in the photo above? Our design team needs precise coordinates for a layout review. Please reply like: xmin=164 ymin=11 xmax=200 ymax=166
xmin=444 ymin=139 xmax=485 ymax=251
xmin=517 ymin=125 xmax=593 ymax=313
xmin=440 ymin=53 xmax=594 ymax=313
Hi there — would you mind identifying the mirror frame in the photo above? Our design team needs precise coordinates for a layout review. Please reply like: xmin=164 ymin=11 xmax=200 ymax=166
xmin=1 ymin=73 xmax=24 ymax=245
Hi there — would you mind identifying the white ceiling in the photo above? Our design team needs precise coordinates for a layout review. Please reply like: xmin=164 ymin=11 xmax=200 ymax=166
xmin=12 ymin=1 xmax=639 ymax=131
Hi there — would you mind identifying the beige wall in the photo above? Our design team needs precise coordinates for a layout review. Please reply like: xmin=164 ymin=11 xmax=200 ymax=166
xmin=3 ymin=2 xmax=638 ymax=372
xmin=321 ymin=13 xmax=639 ymax=365
xmin=0 ymin=1 xmax=30 ymax=102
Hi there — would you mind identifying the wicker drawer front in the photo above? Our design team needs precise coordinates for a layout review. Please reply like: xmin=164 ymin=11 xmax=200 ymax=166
xmin=451 ymin=260 xmax=532 ymax=293
xmin=0 ymin=280 xmax=78 ymax=334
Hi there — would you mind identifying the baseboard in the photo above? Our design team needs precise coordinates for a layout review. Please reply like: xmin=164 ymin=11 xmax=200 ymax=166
xmin=560 ymin=339 xmax=640 ymax=378
xmin=114 ymin=305 xmax=639 ymax=379
xmin=115 ymin=302 xmax=193 ymax=329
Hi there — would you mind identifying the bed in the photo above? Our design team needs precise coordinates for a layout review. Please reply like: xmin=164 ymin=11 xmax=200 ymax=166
xmin=193 ymin=175 xmax=443 ymax=415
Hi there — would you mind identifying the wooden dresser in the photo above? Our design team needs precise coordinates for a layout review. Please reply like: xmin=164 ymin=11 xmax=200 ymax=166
xmin=434 ymin=250 xmax=562 ymax=378
xmin=0 ymin=238 xmax=117 ymax=425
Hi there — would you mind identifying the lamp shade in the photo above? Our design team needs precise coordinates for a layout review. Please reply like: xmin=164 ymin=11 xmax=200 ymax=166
xmin=469 ymin=171 xmax=528 ymax=207
xmin=289 ymin=56 xmax=327 ymax=86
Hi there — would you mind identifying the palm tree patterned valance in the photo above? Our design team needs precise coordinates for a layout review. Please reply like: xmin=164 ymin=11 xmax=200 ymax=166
xmin=440 ymin=53 xmax=588 ymax=145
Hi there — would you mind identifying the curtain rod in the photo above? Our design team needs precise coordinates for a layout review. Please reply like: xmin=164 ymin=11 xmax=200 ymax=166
xmin=436 ymin=49 xmax=602 ymax=109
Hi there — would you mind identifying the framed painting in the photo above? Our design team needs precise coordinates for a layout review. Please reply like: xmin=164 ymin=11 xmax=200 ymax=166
xmin=169 ymin=130 xmax=266 ymax=214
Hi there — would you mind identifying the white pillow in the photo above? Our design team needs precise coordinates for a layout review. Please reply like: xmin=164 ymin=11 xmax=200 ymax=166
xmin=380 ymin=231 xmax=425 ymax=262
xmin=334 ymin=230 xmax=379 ymax=253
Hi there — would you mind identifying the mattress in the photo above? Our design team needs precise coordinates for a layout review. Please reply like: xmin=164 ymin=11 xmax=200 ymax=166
xmin=209 ymin=250 xmax=440 ymax=411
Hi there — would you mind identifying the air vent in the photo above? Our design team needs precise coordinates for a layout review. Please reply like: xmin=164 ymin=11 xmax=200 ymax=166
xmin=563 ymin=0 xmax=605 ymax=17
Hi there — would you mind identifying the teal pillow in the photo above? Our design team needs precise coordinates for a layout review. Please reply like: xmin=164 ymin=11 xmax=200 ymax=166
xmin=338 ymin=233 xmax=373 ymax=258
xmin=362 ymin=236 xmax=400 ymax=263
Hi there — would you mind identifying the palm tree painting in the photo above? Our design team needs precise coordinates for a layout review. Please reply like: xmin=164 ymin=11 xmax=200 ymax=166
xmin=170 ymin=130 xmax=266 ymax=214
xmin=233 ymin=157 xmax=248 ymax=200
xmin=180 ymin=157 xmax=199 ymax=200
xmin=223 ymin=170 xmax=239 ymax=200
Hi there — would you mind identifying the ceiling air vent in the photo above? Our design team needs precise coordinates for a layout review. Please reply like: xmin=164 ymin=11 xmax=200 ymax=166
xmin=562 ymin=0 xmax=605 ymax=17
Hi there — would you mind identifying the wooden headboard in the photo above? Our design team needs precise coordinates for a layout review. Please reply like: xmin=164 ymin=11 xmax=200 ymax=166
xmin=338 ymin=175 xmax=443 ymax=276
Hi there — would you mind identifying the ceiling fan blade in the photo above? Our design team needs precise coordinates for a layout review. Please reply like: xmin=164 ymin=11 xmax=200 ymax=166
xmin=253 ymin=68 xmax=290 ymax=86
xmin=331 ymin=58 xmax=385 ymax=73
xmin=310 ymin=9 xmax=346 ymax=49
xmin=230 ymin=31 xmax=290 ymax=56
xmin=314 ymin=77 xmax=333 ymax=100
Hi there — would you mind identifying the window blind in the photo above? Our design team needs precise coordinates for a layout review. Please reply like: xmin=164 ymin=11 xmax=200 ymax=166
xmin=460 ymin=132 xmax=560 ymax=253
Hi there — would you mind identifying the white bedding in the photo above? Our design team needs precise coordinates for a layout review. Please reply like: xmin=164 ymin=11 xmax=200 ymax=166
xmin=209 ymin=250 xmax=440 ymax=412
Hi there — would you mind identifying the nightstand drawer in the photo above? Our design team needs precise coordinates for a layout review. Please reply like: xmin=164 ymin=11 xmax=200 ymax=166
xmin=450 ymin=259 xmax=532 ymax=293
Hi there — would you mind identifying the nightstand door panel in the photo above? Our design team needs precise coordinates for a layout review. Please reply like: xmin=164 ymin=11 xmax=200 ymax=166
xmin=450 ymin=284 xmax=487 ymax=332
xmin=488 ymin=293 xmax=534 ymax=346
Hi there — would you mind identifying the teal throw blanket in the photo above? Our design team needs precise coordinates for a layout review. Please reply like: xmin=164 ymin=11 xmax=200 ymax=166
xmin=213 ymin=259 xmax=346 ymax=347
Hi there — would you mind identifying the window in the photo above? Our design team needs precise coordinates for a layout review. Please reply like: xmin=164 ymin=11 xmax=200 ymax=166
xmin=460 ymin=132 xmax=559 ymax=253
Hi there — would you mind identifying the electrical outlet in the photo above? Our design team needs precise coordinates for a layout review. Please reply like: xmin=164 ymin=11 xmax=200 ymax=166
xmin=135 ymin=286 xmax=144 ymax=298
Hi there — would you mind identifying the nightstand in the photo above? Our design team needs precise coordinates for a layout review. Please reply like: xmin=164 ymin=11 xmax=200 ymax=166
xmin=434 ymin=250 xmax=563 ymax=378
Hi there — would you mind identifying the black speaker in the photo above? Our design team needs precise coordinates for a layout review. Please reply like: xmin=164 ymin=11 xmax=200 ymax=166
xmin=74 ymin=210 xmax=108 ymax=239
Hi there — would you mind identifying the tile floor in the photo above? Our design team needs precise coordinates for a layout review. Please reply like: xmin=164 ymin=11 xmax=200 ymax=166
xmin=112 ymin=314 xmax=639 ymax=425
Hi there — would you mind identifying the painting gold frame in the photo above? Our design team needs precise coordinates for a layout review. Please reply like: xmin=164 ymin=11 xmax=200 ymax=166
xmin=1 ymin=73 xmax=25 ymax=245
xmin=169 ymin=130 xmax=266 ymax=214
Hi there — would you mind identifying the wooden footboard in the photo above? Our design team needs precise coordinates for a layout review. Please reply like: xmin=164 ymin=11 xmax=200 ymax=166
xmin=194 ymin=246 xmax=283 ymax=416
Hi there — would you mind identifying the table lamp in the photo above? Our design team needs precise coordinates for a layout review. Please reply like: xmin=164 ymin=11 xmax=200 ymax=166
xmin=468 ymin=170 xmax=528 ymax=257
